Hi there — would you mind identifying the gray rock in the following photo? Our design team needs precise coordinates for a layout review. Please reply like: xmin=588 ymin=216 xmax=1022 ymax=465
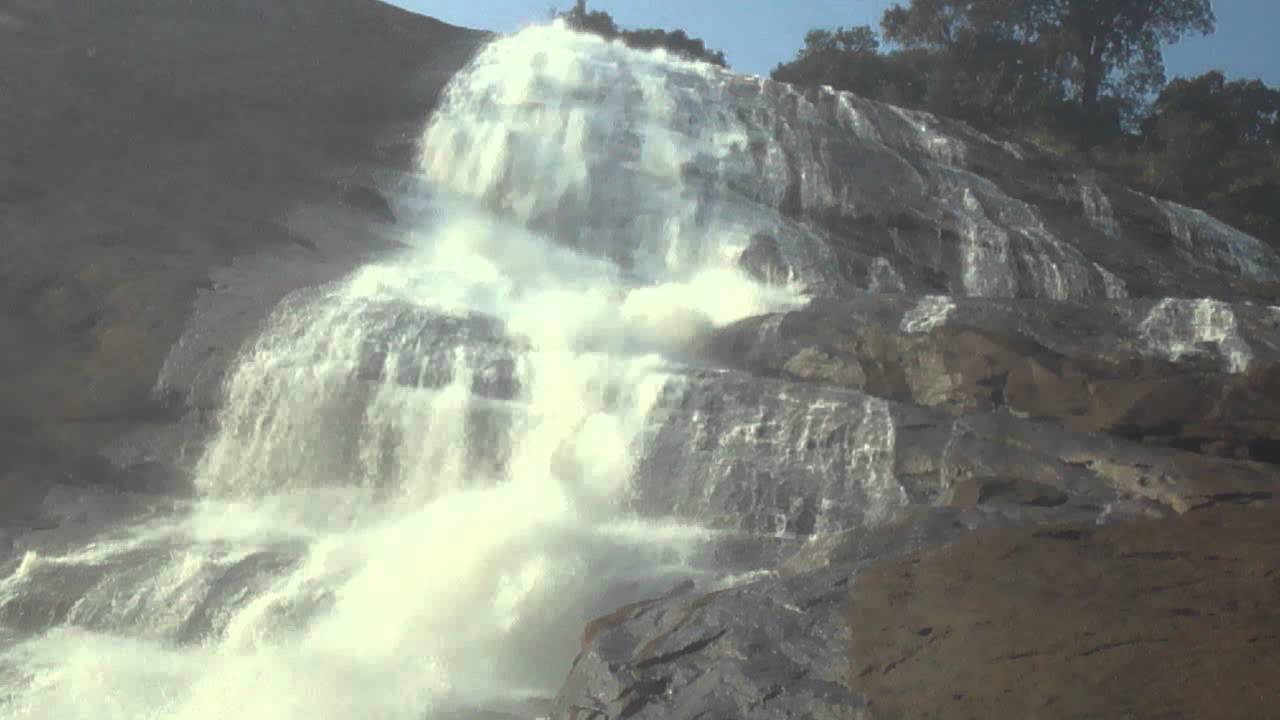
xmin=0 ymin=0 xmax=487 ymax=466
xmin=552 ymin=573 xmax=869 ymax=720
xmin=631 ymin=367 xmax=1274 ymax=533
xmin=704 ymin=295 xmax=1280 ymax=462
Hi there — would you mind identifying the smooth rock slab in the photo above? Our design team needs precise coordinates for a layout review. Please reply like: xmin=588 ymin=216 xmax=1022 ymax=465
xmin=847 ymin=506 xmax=1280 ymax=720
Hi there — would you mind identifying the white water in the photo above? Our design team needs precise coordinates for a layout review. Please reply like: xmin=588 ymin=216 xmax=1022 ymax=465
xmin=1140 ymin=298 xmax=1253 ymax=374
xmin=901 ymin=295 xmax=955 ymax=334
xmin=0 ymin=24 xmax=811 ymax=720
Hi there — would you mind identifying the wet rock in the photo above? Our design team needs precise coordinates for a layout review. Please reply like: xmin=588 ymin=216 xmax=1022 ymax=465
xmin=552 ymin=574 xmax=870 ymax=720
xmin=738 ymin=233 xmax=792 ymax=285
xmin=632 ymin=367 xmax=1277 ymax=533
xmin=745 ymin=87 xmax=1280 ymax=302
xmin=706 ymin=295 xmax=1280 ymax=462
xmin=337 ymin=183 xmax=397 ymax=225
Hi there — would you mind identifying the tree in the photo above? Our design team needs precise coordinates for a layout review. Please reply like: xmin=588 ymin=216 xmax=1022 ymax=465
xmin=1048 ymin=0 xmax=1215 ymax=118
xmin=1142 ymin=71 xmax=1280 ymax=238
xmin=557 ymin=1 xmax=727 ymax=67
xmin=879 ymin=0 xmax=1215 ymax=122
xmin=798 ymin=26 xmax=881 ymax=57
xmin=772 ymin=19 xmax=1062 ymax=127
xmin=560 ymin=0 xmax=619 ymax=40
xmin=771 ymin=26 xmax=890 ymax=100
xmin=877 ymin=0 xmax=1066 ymax=126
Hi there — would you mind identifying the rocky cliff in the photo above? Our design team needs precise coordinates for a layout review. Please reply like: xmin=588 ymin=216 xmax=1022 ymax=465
xmin=0 ymin=0 xmax=485 ymax=487
xmin=1 ymin=3 xmax=1277 ymax=719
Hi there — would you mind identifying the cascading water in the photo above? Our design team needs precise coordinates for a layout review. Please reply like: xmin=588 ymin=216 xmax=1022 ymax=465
xmin=0 ymin=23 xmax=835 ymax=720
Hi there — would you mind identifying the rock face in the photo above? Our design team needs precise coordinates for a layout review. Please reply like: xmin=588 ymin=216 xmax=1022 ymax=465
xmin=705 ymin=83 xmax=1280 ymax=303
xmin=706 ymin=295 xmax=1280 ymax=462
xmin=558 ymin=506 xmax=1280 ymax=720
xmin=847 ymin=506 xmax=1280 ymax=720
xmin=0 ymin=0 xmax=486 ymax=474
xmin=633 ymin=368 xmax=1275 ymax=532
xmin=465 ymin=22 xmax=1280 ymax=720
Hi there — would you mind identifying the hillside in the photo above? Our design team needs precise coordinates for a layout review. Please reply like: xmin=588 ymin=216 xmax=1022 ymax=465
xmin=0 ymin=0 xmax=484 ymax=477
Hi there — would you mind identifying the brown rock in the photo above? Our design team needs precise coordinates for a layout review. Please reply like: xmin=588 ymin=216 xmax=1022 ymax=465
xmin=944 ymin=476 xmax=1069 ymax=509
xmin=847 ymin=506 xmax=1280 ymax=719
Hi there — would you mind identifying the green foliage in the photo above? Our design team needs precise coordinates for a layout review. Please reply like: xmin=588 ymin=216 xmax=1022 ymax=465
xmin=1141 ymin=72 xmax=1280 ymax=238
xmin=772 ymin=21 xmax=1065 ymax=130
xmin=1045 ymin=0 xmax=1215 ymax=120
xmin=876 ymin=0 xmax=1215 ymax=128
xmin=771 ymin=26 xmax=894 ymax=100
xmin=557 ymin=1 xmax=727 ymax=67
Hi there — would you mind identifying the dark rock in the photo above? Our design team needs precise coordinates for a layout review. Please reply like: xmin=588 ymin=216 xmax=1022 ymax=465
xmin=552 ymin=572 xmax=870 ymax=720
xmin=338 ymin=182 xmax=397 ymax=225
xmin=0 ymin=464 xmax=57 ymax=529
xmin=0 ymin=0 xmax=487 ymax=465
xmin=738 ymin=233 xmax=791 ymax=285
xmin=944 ymin=476 xmax=1069 ymax=508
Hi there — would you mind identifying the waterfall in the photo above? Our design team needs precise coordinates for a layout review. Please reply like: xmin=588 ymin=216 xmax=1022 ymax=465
xmin=0 ymin=23 xmax=819 ymax=720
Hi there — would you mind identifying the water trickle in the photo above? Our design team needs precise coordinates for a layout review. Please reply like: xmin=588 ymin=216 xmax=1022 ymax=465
xmin=942 ymin=170 xmax=1111 ymax=300
xmin=636 ymin=375 xmax=906 ymax=536
xmin=901 ymin=296 xmax=955 ymax=334
xmin=885 ymin=105 xmax=966 ymax=166
xmin=1158 ymin=199 xmax=1280 ymax=283
xmin=867 ymin=257 xmax=906 ymax=293
xmin=1140 ymin=298 xmax=1252 ymax=374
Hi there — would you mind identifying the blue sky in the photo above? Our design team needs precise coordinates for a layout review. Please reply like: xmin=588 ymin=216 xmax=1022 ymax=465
xmin=397 ymin=0 xmax=1278 ymax=84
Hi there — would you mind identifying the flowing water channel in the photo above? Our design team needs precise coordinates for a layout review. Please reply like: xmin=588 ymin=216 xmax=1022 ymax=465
xmin=0 ymin=24 xmax=837 ymax=719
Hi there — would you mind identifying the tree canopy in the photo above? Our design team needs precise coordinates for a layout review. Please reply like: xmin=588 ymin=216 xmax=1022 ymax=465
xmin=556 ymin=1 xmax=727 ymax=67
xmin=877 ymin=0 xmax=1215 ymax=126
xmin=1142 ymin=71 xmax=1280 ymax=238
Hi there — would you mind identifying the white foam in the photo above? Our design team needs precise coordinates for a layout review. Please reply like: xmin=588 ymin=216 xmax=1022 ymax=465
xmin=420 ymin=21 xmax=839 ymax=292
xmin=1078 ymin=179 xmax=1122 ymax=241
xmin=901 ymin=295 xmax=956 ymax=334
xmin=1140 ymin=298 xmax=1252 ymax=373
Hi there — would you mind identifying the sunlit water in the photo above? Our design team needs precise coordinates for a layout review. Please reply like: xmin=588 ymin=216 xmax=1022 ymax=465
xmin=0 ymin=24 xmax=814 ymax=720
